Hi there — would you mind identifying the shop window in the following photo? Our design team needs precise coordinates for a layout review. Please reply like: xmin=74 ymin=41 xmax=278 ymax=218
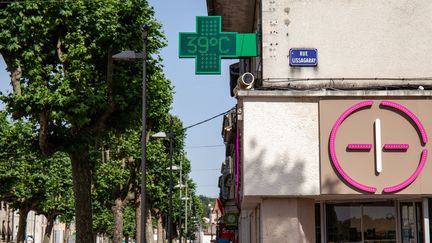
xmin=429 ymin=199 xmax=432 ymax=242
xmin=326 ymin=203 xmax=362 ymax=243
xmin=315 ymin=203 xmax=321 ymax=243
xmin=400 ymin=202 xmax=423 ymax=243
xmin=363 ymin=202 xmax=396 ymax=242
xmin=326 ymin=202 xmax=396 ymax=243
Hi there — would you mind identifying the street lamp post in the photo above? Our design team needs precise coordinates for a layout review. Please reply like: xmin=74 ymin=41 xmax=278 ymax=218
xmin=140 ymin=24 xmax=148 ymax=243
xmin=154 ymin=117 xmax=176 ymax=243
xmin=155 ymin=120 xmax=188 ymax=243
xmin=181 ymin=181 xmax=189 ymax=243
xmin=167 ymin=116 xmax=174 ymax=243
xmin=112 ymin=24 xmax=149 ymax=243
xmin=174 ymin=178 xmax=186 ymax=243
xmin=178 ymin=153 xmax=183 ymax=243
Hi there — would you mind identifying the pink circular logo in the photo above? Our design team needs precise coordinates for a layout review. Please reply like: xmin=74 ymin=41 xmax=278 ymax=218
xmin=329 ymin=100 xmax=428 ymax=193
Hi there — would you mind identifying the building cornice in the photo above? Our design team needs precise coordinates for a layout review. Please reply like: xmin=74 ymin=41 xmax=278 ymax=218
xmin=238 ymin=90 xmax=432 ymax=98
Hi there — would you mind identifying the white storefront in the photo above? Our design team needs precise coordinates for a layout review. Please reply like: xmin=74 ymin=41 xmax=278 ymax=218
xmin=208 ymin=0 xmax=432 ymax=242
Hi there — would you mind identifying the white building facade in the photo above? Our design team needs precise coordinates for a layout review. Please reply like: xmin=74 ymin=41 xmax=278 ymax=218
xmin=208 ymin=0 xmax=432 ymax=242
xmin=0 ymin=201 xmax=74 ymax=243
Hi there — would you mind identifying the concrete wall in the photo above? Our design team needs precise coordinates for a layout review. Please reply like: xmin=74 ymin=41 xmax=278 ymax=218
xmin=262 ymin=0 xmax=432 ymax=80
xmin=239 ymin=210 xmax=251 ymax=243
xmin=260 ymin=198 xmax=315 ymax=243
xmin=242 ymin=97 xmax=320 ymax=197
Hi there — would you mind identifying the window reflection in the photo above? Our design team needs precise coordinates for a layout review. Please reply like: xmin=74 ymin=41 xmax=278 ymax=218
xmin=326 ymin=202 xmax=396 ymax=243
xmin=363 ymin=203 xmax=396 ymax=242
xmin=400 ymin=202 xmax=423 ymax=243
xmin=327 ymin=204 xmax=362 ymax=243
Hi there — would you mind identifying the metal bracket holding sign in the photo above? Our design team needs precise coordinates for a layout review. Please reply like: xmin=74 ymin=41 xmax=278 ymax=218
xmin=179 ymin=16 xmax=258 ymax=75
xmin=289 ymin=48 xmax=318 ymax=67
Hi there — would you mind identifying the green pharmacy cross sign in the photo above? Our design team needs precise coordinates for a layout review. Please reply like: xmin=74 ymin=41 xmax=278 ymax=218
xmin=179 ymin=16 xmax=258 ymax=75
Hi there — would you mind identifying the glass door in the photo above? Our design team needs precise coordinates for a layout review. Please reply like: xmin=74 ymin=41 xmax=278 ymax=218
xmin=363 ymin=202 xmax=396 ymax=242
xmin=326 ymin=202 xmax=396 ymax=243
xmin=400 ymin=202 xmax=423 ymax=243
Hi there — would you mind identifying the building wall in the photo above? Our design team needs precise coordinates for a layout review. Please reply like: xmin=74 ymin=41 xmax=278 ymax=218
xmin=212 ymin=0 xmax=432 ymax=242
xmin=260 ymin=198 xmax=315 ymax=243
xmin=239 ymin=210 xmax=251 ymax=243
xmin=262 ymin=0 xmax=432 ymax=80
xmin=242 ymin=97 xmax=320 ymax=197
xmin=0 ymin=201 xmax=78 ymax=243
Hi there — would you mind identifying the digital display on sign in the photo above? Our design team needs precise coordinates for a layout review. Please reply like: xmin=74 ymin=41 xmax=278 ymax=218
xmin=179 ymin=16 xmax=258 ymax=75
xmin=179 ymin=16 xmax=237 ymax=74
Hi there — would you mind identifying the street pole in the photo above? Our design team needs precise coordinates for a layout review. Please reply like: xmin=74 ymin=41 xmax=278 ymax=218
xmin=32 ymin=213 xmax=36 ymax=243
xmin=185 ymin=183 xmax=188 ymax=243
xmin=11 ymin=209 xmax=14 ymax=243
xmin=6 ymin=204 xmax=10 ymax=243
xmin=179 ymin=153 xmax=183 ymax=243
xmin=168 ymin=116 xmax=174 ymax=243
xmin=140 ymin=24 xmax=149 ymax=243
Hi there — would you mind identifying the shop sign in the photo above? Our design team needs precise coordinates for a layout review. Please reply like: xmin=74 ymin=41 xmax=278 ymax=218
xmin=320 ymin=100 xmax=432 ymax=194
xmin=289 ymin=48 xmax=318 ymax=66
xmin=179 ymin=16 xmax=258 ymax=75
xmin=218 ymin=224 xmax=235 ymax=241
xmin=224 ymin=212 xmax=239 ymax=229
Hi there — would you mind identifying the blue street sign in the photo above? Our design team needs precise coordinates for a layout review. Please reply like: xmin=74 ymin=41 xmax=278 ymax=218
xmin=289 ymin=48 xmax=318 ymax=66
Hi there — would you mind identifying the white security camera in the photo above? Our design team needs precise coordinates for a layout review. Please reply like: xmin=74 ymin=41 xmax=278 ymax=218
xmin=233 ymin=72 xmax=255 ymax=97
xmin=237 ymin=72 xmax=255 ymax=90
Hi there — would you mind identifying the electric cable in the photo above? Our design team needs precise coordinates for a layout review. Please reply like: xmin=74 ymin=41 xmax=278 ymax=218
xmin=186 ymin=145 xmax=224 ymax=149
xmin=183 ymin=106 xmax=235 ymax=131
xmin=0 ymin=0 xmax=96 ymax=3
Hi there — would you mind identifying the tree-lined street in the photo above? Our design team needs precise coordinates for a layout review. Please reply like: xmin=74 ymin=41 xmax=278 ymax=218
xmin=0 ymin=1 xmax=209 ymax=242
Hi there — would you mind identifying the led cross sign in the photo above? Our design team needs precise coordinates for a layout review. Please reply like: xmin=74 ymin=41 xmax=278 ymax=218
xmin=179 ymin=16 xmax=258 ymax=75
xmin=329 ymin=100 xmax=429 ymax=193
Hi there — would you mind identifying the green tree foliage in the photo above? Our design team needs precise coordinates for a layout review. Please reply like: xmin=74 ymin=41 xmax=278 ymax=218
xmin=198 ymin=195 xmax=215 ymax=229
xmin=0 ymin=1 xmax=172 ymax=242
xmin=92 ymin=115 xmax=188 ymax=242
xmin=0 ymin=113 xmax=73 ymax=242
xmin=0 ymin=112 xmax=38 ymax=204
xmin=92 ymin=128 xmax=140 ymax=242
xmin=123 ymin=203 xmax=136 ymax=240
xmin=189 ymin=194 xmax=205 ymax=236
xmin=148 ymin=116 xmax=186 ymax=214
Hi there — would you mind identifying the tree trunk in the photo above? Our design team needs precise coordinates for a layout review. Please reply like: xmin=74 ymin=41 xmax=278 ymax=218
xmin=156 ymin=214 xmax=164 ymax=243
xmin=135 ymin=193 xmax=141 ymax=243
xmin=112 ymin=198 xmax=125 ymax=243
xmin=16 ymin=208 xmax=29 ymax=243
xmin=42 ymin=214 xmax=55 ymax=243
xmin=162 ymin=220 xmax=166 ymax=243
xmin=11 ymin=66 xmax=22 ymax=96
xmin=146 ymin=207 xmax=154 ymax=243
xmin=70 ymin=150 xmax=94 ymax=243
xmin=63 ymin=223 xmax=70 ymax=243
xmin=93 ymin=232 xmax=97 ymax=243
xmin=136 ymin=192 xmax=154 ymax=243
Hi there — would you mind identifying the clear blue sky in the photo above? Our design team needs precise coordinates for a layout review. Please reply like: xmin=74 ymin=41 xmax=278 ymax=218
xmin=0 ymin=0 xmax=236 ymax=197
xmin=148 ymin=0 xmax=236 ymax=197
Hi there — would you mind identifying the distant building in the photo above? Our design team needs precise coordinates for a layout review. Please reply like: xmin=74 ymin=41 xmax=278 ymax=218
xmin=0 ymin=201 xmax=73 ymax=243
xmin=211 ymin=0 xmax=432 ymax=242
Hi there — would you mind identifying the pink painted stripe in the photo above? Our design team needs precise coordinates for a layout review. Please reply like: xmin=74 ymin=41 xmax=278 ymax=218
xmin=383 ymin=149 xmax=428 ymax=193
xmin=347 ymin=144 xmax=372 ymax=150
xmin=380 ymin=101 xmax=428 ymax=144
xmin=235 ymin=126 xmax=240 ymax=204
xmin=383 ymin=144 xmax=409 ymax=150
xmin=329 ymin=100 xmax=377 ymax=193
